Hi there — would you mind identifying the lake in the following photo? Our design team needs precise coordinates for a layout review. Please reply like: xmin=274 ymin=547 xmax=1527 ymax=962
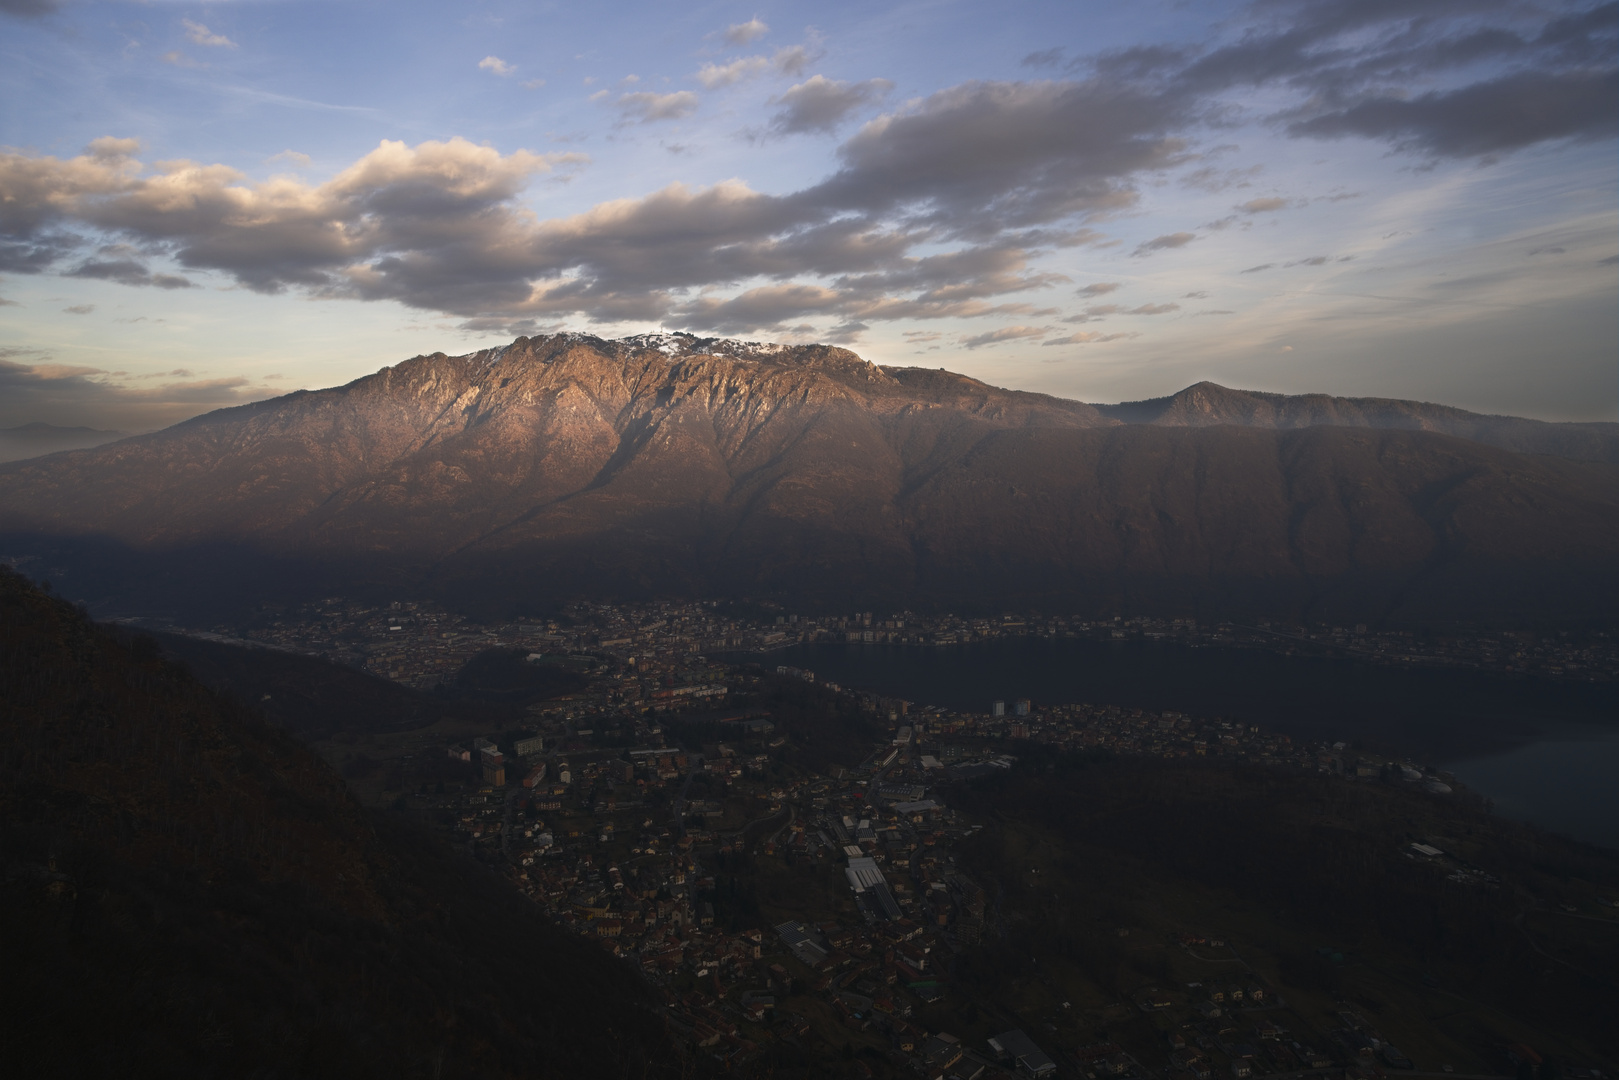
xmin=746 ymin=638 xmax=1619 ymax=851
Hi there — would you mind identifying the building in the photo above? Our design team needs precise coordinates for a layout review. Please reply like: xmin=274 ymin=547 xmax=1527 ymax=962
xmin=480 ymin=746 xmax=506 ymax=787
xmin=845 ymin=856 xmax=887 ymax=893
xmin=992 ymin=700 xmax=1006 ymax=717
xmin=513 ymin=735 xmax=544 ymax=757
xmin=989 ymin=1029 xmax=1057 ymax=1077
xmin=773 ymin=920 xmax=828 ymax=966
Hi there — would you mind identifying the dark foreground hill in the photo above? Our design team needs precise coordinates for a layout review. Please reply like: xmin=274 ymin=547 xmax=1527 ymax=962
xmin=0 ymin=568 xmax=675 ymax=1079
xmin=1 ymin=333 xmax=1615 ymax=625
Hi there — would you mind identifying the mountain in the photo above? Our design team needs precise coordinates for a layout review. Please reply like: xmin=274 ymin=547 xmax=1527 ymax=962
xmin=1096 ymin=381 xmax=1619 ymax=463
xmin=0 ymin=332 xmax=1615 ymax=626
xmin=0 ymin=566 xmax=674 ymax=1078
xmin=0 ymin=421 xmax=126 ymax=464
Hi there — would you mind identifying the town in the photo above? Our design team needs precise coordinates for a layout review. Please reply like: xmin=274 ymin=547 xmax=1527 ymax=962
xmin=215 ymin=597 xmax=1619 ymax=694
xmin=352 ymin=639 xmax=1532 ymax=1077
xmin=116 ymin=595 xmax=1617 ymax=1076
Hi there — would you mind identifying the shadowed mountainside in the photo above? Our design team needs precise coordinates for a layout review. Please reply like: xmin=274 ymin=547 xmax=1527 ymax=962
xmin=146 ymin=631 xmax=431 ymax=743
xmin=0 ymin=333 xmax=1615 ymax=625
xmin=0 ymin=568 xmax=675 ymax=1078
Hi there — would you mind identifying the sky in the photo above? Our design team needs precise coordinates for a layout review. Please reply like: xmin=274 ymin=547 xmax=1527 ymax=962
xmin=0 ymin=0 xmax=1615 ymax=433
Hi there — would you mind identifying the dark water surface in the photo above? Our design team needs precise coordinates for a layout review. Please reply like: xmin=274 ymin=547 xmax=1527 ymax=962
xmin=746 ymin=639 xmax=1619 ymax=850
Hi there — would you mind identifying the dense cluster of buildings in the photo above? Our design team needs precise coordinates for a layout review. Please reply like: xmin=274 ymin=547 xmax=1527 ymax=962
xmin=230 ymin=597 xmax=1618 ymax=691
xmin=409 ymin=705 xmax=1036 ymax=1072
xmin=379 ymin=642 xmax=1489 ymax=1075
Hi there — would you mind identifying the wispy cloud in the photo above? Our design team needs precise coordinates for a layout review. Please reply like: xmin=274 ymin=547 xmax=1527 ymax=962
xmin=182 ymin=19 xmax=236 ymax=49
xmin=1042 ymin=330 xmax=1138 ymax=345
xmin=478 ymin=55 xmax=515 ymax=77
xmin=1236 ymin=196 xmax=1289 ymax=214
xmin=1133 ymin=232 xmax=1197 ymax=257
xmin=961 ymin=325 xmax=1049 ymax=349
xmin=606 ymin=90 xmax=698 ymax=123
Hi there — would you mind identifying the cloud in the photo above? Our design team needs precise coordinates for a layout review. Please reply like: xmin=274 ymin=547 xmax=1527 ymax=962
xmin=1237 ymin=196 xmax=1289 ymax=214
xmin=1042 ymin=330 xmax=1137 ymax=345
xmin=1064 ymin=301 xmax=1179 ymax=322
xmin=182 ymin=20 xmax=236 ymax=49
xmin=770 ymin=45 xmax=815 ymax=77
xmin=724 ymin=18 xmax=769 ymax=46
xmin=62 ymin=304 xmax=94 ymax=314
xmin=961 ymin=325 xmax=1049 ymax=349
xmin=1240 ymin=263 xmax=1274 ymax=274
xmin=695 ymin=56 xmax=769 ymax=89
xmin=479 ymin=56 xmax=515 ymax=77
xmin=0 ymin=356 xmax=279 ymax=430
xmin=267 ymin=150 xmax=311 ymax=167
xmin=811 ymin=79 xmax=1191 ymax=237
xmin=769 ymin=75 xmax=893 ymax=134
xmin=1077 ymin=282 xmax=1120 ymax=296
xmin=161 ymin=51 xmax=203 ymax=69
xmin=0 ymin=94 xmax=1181 ymax=334
xmin=1289 ymin=69 xmax=1619 ymax=159
xmin=68 ymin=254 xmax=193 ymax=289
xmin=0 ymin=0 xmax=65 ymax=17
xmin=1147 ymin=1 xmax=1619 ymax=161
xmin=1181 ymin=163 xmax=1263 ymax=193
xmin=0 ymin=136 xmax=586 ymax=302
xmin=612 ymin=90 xmax=699 ymax=122
xmin=1022 ymin=48 xmax=1066 ymax=69
xmin=523 ymin=78 xmax=547 ymax=89
xmin=1132 ymin=231 xmax=1197 ymax=256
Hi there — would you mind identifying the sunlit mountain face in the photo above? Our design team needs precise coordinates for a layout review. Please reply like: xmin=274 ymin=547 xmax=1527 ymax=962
xmin=2 ymin=334 xmax=1614 ymax=624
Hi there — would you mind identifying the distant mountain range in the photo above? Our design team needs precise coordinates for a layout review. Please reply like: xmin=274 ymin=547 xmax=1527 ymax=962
xmin=0 ymin=421 xmax=126 ymax=464
xmin=1095 ymin=381 xmax=1619 ymax=462
xmin=1 ymin=333 xmax=1615 ymax=625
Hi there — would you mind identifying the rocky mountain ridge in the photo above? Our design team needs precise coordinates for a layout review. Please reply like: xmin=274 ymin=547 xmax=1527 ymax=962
xmin=1 ymin=334 xmax=1615 ymax=624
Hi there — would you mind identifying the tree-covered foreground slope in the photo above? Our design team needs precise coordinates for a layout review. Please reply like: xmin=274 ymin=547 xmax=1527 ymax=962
xmin=0 ymin=566 xmax=674 ymax=1079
